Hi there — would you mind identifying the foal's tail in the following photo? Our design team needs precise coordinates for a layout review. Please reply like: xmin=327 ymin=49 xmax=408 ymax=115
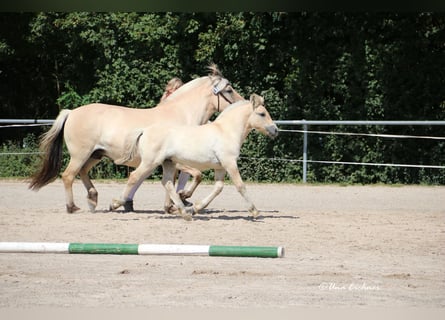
xmin=114 ymin=129 xmax=144 ymax=165
xmin=29 ymin=109 xmax=71 ymax=190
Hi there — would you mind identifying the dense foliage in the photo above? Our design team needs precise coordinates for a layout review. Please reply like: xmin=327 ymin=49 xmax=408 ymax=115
xmin=1 ymin=13 xmax=444 ymax=184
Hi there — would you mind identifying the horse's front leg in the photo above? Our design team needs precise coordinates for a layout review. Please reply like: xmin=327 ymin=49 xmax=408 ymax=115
xmin=193 ymin=169 xmax=225 ymax=214
xmin=175 ymin=163 xmax=202 ymax=201
xmin=109 ymin=164 xmax=152 ymax=212
xmin=162 ymin=160 xmax=193 ymax=221
xmin=224 ymin=162 xmax=259 ymax=218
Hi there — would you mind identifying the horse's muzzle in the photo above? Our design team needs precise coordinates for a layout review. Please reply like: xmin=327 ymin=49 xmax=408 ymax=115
xmin=267 ymin=125 xmax=279 ymax=138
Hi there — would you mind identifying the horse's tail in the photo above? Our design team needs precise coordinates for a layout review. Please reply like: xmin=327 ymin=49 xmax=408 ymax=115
xmin=29 ymin=109 xmax=71 ymax=190
xmin=115 ymin=129 xmax=144 ymax=165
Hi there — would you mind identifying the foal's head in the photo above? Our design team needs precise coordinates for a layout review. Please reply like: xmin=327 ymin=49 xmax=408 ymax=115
xmin=248 ymin=94 xmax=279 ymax=138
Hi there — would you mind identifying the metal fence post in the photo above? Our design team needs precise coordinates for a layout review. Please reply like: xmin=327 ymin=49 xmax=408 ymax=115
xmin=302 ymin=121 xmax=308 ymax=183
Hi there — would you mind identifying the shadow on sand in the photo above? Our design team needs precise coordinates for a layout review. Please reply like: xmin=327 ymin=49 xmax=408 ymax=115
xmin=103 ymin=208 xmax=299 ymax=222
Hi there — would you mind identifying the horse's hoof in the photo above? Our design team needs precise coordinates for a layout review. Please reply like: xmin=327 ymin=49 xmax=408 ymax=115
xmin=166 ymin=205 xmax=179 ymax=214
xmin=87 ymin=189 xmax=98 ymax=212
xmin=66 ymin=204 xmax=80 ymax=213
xmin=178 ymin=190 xmax=192 ymax=201
xmin=123 ymin=200 xmax=134 ymax=212
xmin=87 ymin=200 xmax=97 ymax=213
xmin=183 ymin=199 xmax=193 ymax=207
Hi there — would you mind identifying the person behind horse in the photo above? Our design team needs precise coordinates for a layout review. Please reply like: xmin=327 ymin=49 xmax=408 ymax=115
xmin=160 ymin=77 xmax=183 ymax=102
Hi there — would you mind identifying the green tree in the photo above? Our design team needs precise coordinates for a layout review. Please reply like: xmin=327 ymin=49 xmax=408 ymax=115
xmin=1 ymin=12 xmax=444 ymax=184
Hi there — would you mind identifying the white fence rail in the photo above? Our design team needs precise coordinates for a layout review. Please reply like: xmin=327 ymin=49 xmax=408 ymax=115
xmin=0 ymin=119 xmax=54 ymax=124
xmin=275 ymin=120 xmax=445 ymax=182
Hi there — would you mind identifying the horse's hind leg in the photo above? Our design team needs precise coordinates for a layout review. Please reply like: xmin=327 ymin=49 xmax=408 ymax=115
xmin=110 ymin=163 xmax=153 ymax=212
xmin=61 ymin=157 xmax=86 ymax=213
xmin=122 ymin=177 xmax=146 ymax=212
xmin=79 ymin=157 xmax=101 ymax=212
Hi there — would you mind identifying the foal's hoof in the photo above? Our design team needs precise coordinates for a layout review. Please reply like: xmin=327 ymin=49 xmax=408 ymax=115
xmin=251 ymin=212 xmax=260 ymax=220
xmin=182 ymin=213 xmax=193 ymax=222
xmin=249 ymin=207 xmax=260 ymax=220
xmin=109 ymin=200 xmax=133 ymax=212
xmin=192 ymin=205 xmax=200 ymax=215
xmin=176 ymin=207 xmax=193 ymax=221
xmin=192 ymin=202 xmax=204 ymax=215
xmin=110 ymin=199 xmax=125 ymax=211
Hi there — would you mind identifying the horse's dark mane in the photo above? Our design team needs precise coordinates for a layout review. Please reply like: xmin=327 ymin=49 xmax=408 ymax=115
xmin=207 ymin=63 xmax=223 ymax=78
xmin=163 ymin=64 xmax=224 ymax=99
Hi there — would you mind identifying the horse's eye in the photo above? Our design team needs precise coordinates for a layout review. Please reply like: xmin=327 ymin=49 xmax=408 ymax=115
xmin=258 ymin=112 xmax=266 ymax=117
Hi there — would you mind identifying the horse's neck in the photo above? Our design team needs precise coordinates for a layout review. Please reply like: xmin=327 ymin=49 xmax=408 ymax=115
xmin=158 ymin=80 xmax=213 ymax=125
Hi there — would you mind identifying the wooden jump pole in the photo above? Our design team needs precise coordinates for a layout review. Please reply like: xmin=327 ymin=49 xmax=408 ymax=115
xmin=0 ymin=242 xmax=284 ymax=258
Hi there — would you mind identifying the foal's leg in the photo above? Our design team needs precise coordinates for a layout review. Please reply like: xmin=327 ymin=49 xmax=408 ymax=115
xmin=175 ymin=164 xmax=202 ymax=201
xmin=109 ymin=163 xmax=153 ymax=212
xmin=162 ymin=160 xmax=193 ymax=221
xmin=193 ymin=169 xmax=226 ymax=213
xmin=163 ymin=169 xmax=177 ymax=214
xmin=166 ymin=165 xmax=202 ymax=214
xmin=79 ymin=157 xmax=101 ymax=212
xmin=224 ymin=161 xmax=259 ymax=218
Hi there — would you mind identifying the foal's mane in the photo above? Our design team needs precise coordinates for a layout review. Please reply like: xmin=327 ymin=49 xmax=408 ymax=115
xmin=215 ymin=99 xmax=249 ymax=119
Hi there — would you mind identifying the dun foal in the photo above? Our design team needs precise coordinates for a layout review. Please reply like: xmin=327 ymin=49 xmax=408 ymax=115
xmin=111 ymin=94 xmax=278 ymax=221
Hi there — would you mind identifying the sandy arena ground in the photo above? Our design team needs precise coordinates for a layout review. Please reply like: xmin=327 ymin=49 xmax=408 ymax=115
xmin=0 ymin=179 xmax=444 ymax=309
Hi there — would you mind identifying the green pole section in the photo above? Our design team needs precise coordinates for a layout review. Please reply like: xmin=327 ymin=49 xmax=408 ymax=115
xmin=208 ymin=245 xmax=282 ymax=258
xmin=68 ymin=243 xmax=139 ymax=255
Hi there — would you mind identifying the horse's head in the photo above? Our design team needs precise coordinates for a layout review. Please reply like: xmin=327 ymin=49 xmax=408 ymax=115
xmin=159 ymin=64 xmax=244 ymax=125
xmin=248 ymin=94 xmax=279 ymax=139
xmin=208 ymin=64 xmax=244 ymax=113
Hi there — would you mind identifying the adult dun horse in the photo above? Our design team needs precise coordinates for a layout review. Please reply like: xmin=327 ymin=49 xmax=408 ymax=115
xmin=112 ymin=94 xmax=278 ymax=221
xmin=29 ymin=65 xmax=244 ymax=213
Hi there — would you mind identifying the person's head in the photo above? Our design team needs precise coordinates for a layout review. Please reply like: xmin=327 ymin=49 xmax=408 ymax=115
xmin=161 ymin=77 xmax=183 ymax=101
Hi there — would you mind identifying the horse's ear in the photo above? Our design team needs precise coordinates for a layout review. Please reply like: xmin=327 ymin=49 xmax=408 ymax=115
xmin=250 ymin=94 xmax=264 ymax=109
